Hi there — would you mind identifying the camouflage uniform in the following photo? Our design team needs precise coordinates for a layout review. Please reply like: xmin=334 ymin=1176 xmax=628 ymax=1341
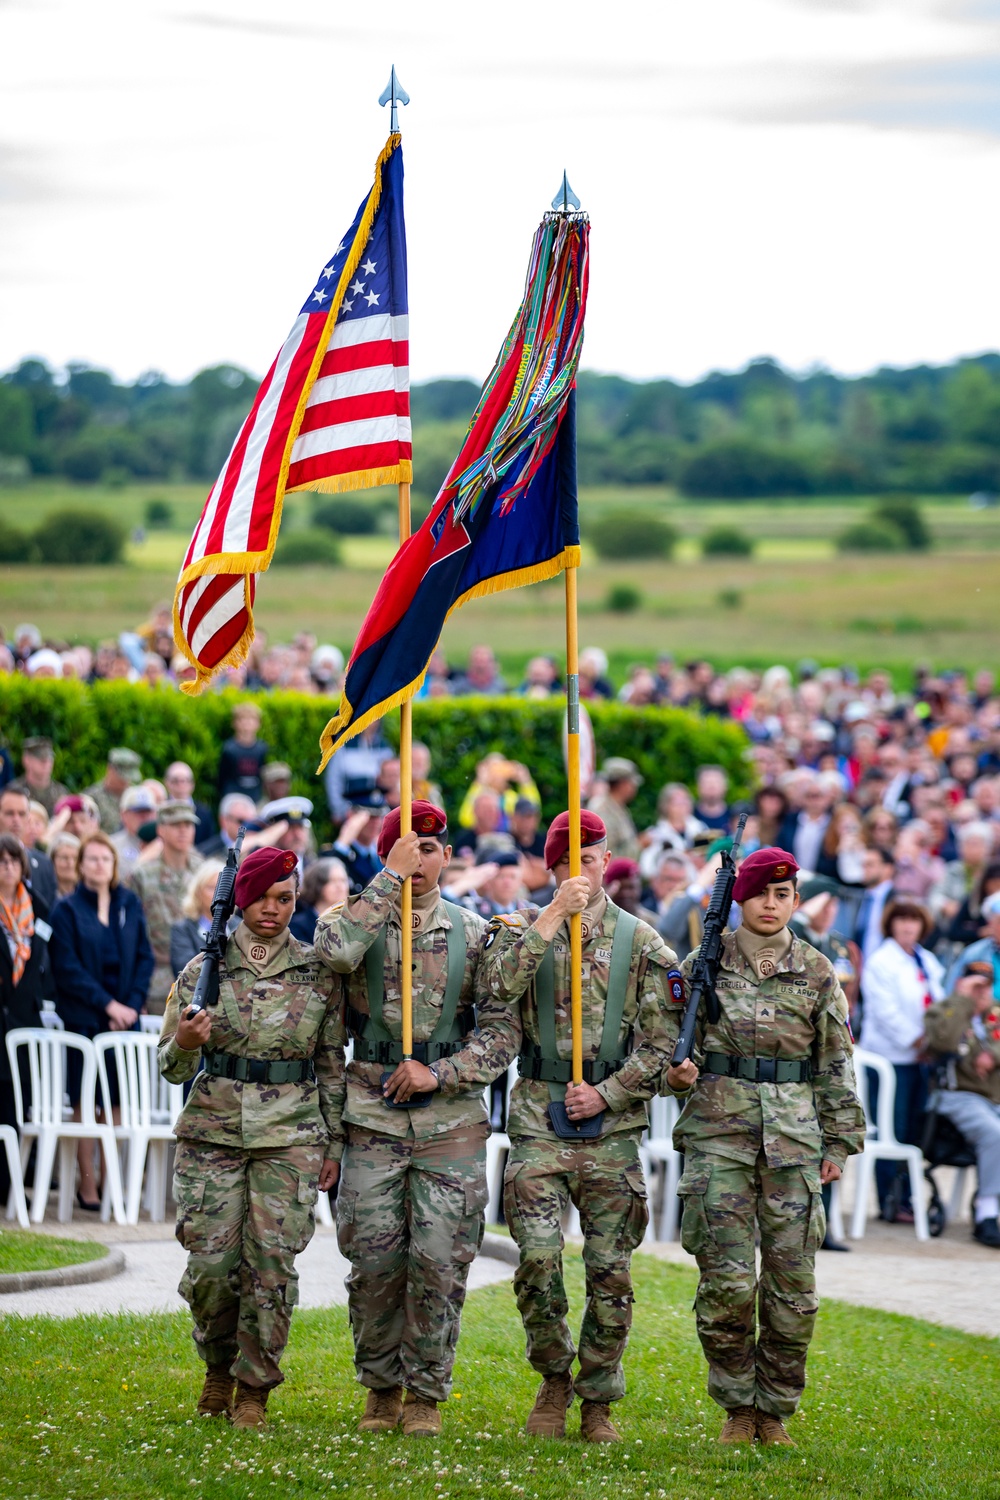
xmin=586 ymin=796 xmax=640 ymax=863
xmin=313 ymin=869 xmax=520 ymax=1403
xmin=8 ymin=776 xmax=69 ymax=817
xmin=160 ymin=926 xmax=344 ymax=1389
xmin=667 ymin=931 xmax=865 ymax=1419
xmin=130 ymin=851 xmax=205 ymax=1014
xmin=485 ymin=893 xmax=676 ymax=1403
xmin=84 ymin=780 xmax=124 ymax=834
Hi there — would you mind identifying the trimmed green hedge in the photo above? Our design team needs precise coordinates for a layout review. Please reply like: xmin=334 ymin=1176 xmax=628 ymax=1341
xmin=0 ymin=679 xmax=751 ymax=842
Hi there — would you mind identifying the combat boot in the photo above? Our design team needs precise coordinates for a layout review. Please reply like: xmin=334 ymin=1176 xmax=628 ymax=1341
xmin=718 ymin=1405 xmax=757 ymax=1444
xmin=358 ymin=1386 xmax=403 ymax=1433
xmin=231 ymin=1382 xmax=269 ymax=1429
xmin=525 ymin=1373 xmax=574 ymax=1438
xmin=756 ymin=1409 xmax=795 ymax=1446
xmin=401 ymin=1391 xmax=441 ymax=1438
xmin=580 ymin=1401 xmax=621 ymax=1443
xmin=196 ymin=1363 xmax=235 ymax=1419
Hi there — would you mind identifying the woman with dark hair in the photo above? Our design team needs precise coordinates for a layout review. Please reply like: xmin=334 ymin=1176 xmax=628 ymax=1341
xmin=290 ymin=857 xmax=350 ymax=944
xmin=49 ymin=831 xmax=154 ymax=1209
xmin=0 ymin=833 xmax=51 ymax=1207
xmin=860 ymin=896 xmax=944 ymax=1221
xmin=753 ymin=786 xmax=797 ymax=851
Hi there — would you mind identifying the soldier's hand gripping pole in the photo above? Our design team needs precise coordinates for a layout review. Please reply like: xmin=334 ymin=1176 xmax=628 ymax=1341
xmin=670 ymin=811 xmax=748 ymax=1067
xmin=186 ymin=826 xmax=246 ymax=1016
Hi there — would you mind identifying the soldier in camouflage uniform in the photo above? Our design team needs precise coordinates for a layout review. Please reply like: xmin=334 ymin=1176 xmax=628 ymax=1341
xmin=129 ymin=800 xmax=204 ymax=1014
xmin=663 ymin=848 xmax=865 ymax=1447
xmin=84 ymin=747 xmax=142 ymax=834
xmin=159 ymin=846 xmax=344 ymax=1429
xmin=313 ymin=800 xmax=519 ymax=1440
xmin=483 ymin=809 xmax=678 ymax=1444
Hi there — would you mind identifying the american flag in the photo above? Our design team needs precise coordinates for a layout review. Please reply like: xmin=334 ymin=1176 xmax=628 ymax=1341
xmin=173 ymin=135 xmax=410 ymax=693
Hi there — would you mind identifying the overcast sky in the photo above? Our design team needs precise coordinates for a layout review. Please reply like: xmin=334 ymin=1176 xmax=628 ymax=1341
xmin=2 ymin=0 xmax=999 ymax=386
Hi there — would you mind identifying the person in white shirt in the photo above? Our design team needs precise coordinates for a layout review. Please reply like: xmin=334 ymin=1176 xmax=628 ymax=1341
xmin=860 ymin=897 xmax=944 ymax=1222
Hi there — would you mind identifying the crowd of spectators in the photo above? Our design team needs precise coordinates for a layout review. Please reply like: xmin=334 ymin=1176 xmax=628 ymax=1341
xmin=2 ymin=615 xmax=1000 ymax=1238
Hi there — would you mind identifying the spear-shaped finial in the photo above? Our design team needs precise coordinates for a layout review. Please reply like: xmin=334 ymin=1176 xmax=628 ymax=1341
xmin=551 ymin=171 xmax=581 ymax=214
xmin=379 ymin=66 xmax=410 ymax=132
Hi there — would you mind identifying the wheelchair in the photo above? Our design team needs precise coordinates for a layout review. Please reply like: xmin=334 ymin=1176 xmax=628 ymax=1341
xmin=918 ymin=1060 xmax=978 ymax=1239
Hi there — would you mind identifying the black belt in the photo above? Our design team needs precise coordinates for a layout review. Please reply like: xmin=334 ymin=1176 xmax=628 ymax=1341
xmin=351 ymin=1036 xmax=470 ymax=1067
xmin=202 ymin=1050 xmax=315 ymax=1085
xmin=704 ymin=1052 xmax=813 ymax=1084
xmin=518 ymin=1049 xmax=628 ymax=1086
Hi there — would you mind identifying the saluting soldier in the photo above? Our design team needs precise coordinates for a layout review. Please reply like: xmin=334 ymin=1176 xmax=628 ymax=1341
xmin=129 ymin=800 xmax=204 ymax=1014
xmin=663 ymin=847 xmax=865 ymax=1447
xmin=159 ymin=846 xmax=344 ymax=1429
xmin=483 ymin=809 xmax=678 ymax=1444
xmin=312 ymin=800 xmax=520 ymax=1440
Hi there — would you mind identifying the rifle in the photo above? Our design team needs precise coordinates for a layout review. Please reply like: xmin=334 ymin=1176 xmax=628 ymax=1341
xmin=670 ymin=810 xmax=748 ymax=1067
xmin=185 ymin=826 xmax=246 ymax=1016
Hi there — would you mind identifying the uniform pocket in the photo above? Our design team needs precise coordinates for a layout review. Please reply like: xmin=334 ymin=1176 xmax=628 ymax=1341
xmin=453 ymin=1176 xmax=489 ymax=1265
xmin=802 ymin=1166 xmax=826 ymax=1251
xmin=284 ymin=1172 xmax=319 ymax=1255
xmin=617 ymin=1162 xmax=650 ymax=1255
xmin=502 ymin=1158 xmax=524 ymax=1240
xmin=172 ymin=1172 xmax=207 ymax=1252
xmin=677 ymin=1166 xmax=713 ymax=1257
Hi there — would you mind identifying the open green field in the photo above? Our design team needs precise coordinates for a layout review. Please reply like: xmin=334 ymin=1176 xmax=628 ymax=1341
xmin=1 ymin=1253 xmax=997 ymax=1500
xmin=2 ymin=481 xmax=998 ymax=680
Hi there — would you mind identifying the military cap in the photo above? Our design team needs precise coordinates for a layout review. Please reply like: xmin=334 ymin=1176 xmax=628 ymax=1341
xmin=235 ymin=847 xmax=298 ymax=909
xmin=156 ymin=799 xmax=201 ymax=827
xmin=120 ymin=784 xmax=157 ymax=814
xmin=260 ymin=795 xmax=313 ymax=826
xmin=22 ymin=736 xmax=54 ymax=758
xmin=344 ymin=778 xmax=387 ymax=811
xmin=108 ymin=748 xmax=141 ymax=781
xmin=261 ymin=761 xmax=293 ymax=786
xmin=732 ymin=847 xmax=799 ymax=904
xmin=513 ymin=796 xmax=538 ymax=817
xmin=480 ymin=848 xmax=521 ymax=868
xmin=798 ymin=874 xmax=841 ymax=903
xmin=599 ymin=756 xmax=644 ymax=786
xmin=377 ymin=800 xmax=448 ymax=860
xmin=690 ymin=829 xmax=717 ymax=853
xmin=604 ymin=856 xmax=639 ymax=885
xmin=963 ymin=959 xmax=994 ymax=979
xmin=543 ymin=809 xmax=607 ymax=869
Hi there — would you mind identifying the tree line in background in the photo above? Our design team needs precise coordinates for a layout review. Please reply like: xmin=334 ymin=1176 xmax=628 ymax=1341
xmin=2 ymin=352 xmax=1000 ymax=498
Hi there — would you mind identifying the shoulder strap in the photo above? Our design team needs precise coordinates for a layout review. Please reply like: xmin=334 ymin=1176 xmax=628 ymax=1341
xmin=361 ymin=902 xmax=469 ymax=1045
xmin=599 ymin=905 xmax=638 ymax=1060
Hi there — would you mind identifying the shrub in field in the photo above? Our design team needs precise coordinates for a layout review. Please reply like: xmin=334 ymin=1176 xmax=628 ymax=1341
xmin=872 ymin=496 xmax=932 ymax=550
xmin=717 ymin=587 xmax=744 ymax=609
xmin=701 ymin=525 xmax=755 ymax=557
xmin=0 ymin=518 xmax=37 ymax=563
xmin=33 ymin=508 xmax=126 ymax=564
xmin=312 ymin=496 xmax=379 ymax=535
xmin=837 ymin=519 xmax=906 ymax=553
xmin=273 ymin=528 xmax=343 ymax=566
xmin=144 ymin=497 xmax=174 ymax=528
xmin=0 ymin=680 xmax=751 ymax=844
xmin=605 ymin=583 xmax=643 ymax=613
xmin=59 ymin=438 xmax=107 ymax=483
xmin=587 ymin=510 xmax=678 ymax=560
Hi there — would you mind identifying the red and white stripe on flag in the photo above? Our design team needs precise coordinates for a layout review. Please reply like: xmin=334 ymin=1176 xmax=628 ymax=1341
xmin=172 ymin=133 xmax=410 ymax=695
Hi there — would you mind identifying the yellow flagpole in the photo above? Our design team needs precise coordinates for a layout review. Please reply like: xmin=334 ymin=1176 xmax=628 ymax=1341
xmin=565 ymin=562 xmax=583 ymax=1086
xmin=398 ymin=480 xmax=414 ymax=1059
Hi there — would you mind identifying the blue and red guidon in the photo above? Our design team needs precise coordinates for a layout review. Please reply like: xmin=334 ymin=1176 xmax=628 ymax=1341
xmin=319 ymin=213 xmax=588 ymax=768
xmin=174 ymin=134 xmax=409 ymax=694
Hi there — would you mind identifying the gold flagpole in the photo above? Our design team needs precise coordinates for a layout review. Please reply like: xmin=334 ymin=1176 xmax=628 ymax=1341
xmin=565 ymin=562 xmax=583 ymax=1086
xmin=398 ymin=480 xmax=414 ymax=1060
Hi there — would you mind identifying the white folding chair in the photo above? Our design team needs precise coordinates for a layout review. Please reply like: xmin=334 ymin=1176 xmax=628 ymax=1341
xmin=39 ymin=1007 xmax=65 ymax=1030
xmin=139 ymin=1015 xmax=163 ymax=1035
xmin=0 ymin=1125 xmax=30 ymax=1228
xmin=484 ymin=1062 xmax=516 ymax=1225
xmin=849 ymin=1048 xmax=928 ymax=1242
xmin=6 ymin=1027 xmax=126 ymax=1225
xmin=94 ymin=1032 xmax=176 ymax=1225
xmin=643 ymin=1094 xmax=682 ymax=1241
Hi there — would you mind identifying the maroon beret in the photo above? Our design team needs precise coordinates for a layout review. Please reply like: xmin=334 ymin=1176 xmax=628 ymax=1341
xmin=234 ymin=847 xmax=298 ymax=909
xmin=604 ymin=857 xmax=640 ymax=886
xmin=376 ymin=800 xmax=448 ymax=861
xmin=732 ymin=847 xmax=799 ymax=904
xmin=543 ymin=810 xmax=607 ymax=870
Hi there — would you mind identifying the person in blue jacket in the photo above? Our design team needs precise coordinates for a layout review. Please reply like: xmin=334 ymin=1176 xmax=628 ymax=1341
xmin=50 ymin=830 xmax=154 ymax=1209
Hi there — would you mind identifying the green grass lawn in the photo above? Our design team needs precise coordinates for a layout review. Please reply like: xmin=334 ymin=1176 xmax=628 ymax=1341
xmin=1 ymin=1253 xmax=997 ymax=1500
xmin=2 ymin=481 xmax=999 ymax=680
xmin=0 ymin=1230 xmax=104 ymax=1275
